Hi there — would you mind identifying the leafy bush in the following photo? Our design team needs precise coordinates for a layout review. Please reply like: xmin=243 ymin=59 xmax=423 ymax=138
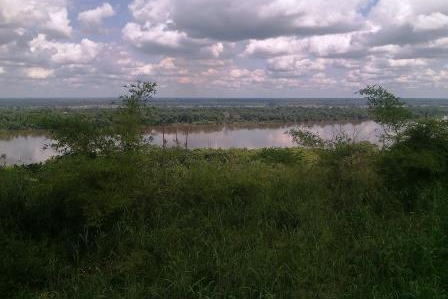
xmin=381 ymin=120 xmax=448 ymax=209
xmin=1 ymin=142 xmax=447 ymax=298
xmin=255 ymin=147 xmax=304 ymax=164
xmin=43 ymin=115 xmax=114 ymax=156
xmin=358 ymin=85 xmax=412 ymax=139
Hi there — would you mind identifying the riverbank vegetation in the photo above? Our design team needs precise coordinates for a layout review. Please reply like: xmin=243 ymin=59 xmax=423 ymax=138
xmin=1 ymin=102 xmax=447 ymax=131
xmin=0 ymin=106 xmax=370 ymax=130
xmin=1 ymin=84 xmax=447 ymax=298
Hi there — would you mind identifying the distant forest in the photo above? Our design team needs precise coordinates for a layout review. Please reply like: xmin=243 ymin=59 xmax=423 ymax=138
xmin=1 ymin=105 xmax=447 ymax=131
xmin=1 ymin=96 xmax=448 ymax=108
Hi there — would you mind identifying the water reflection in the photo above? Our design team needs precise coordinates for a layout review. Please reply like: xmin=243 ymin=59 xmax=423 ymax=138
xmin=146 ymin=121 xmax=382 ymax=149
xmin=0 ymin=131 xmax=56 ymax=165
xmin=0 ymin=121 xmax=383 ymax=165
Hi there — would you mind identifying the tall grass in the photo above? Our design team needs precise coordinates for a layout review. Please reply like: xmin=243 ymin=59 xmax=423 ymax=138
xmin=0 ymin=146 xmax=447 ymax=298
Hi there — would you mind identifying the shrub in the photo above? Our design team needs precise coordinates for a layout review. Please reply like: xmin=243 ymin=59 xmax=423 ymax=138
xmin=381 ymin=120 xmax=448 ymax=209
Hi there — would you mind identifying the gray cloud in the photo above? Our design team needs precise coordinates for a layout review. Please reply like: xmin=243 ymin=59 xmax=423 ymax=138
xmin=129 ymin=0 xmax=366 ymax=41
xmin=364 ymin=25 xmax=448 ymax=47
xmin=172 ymin=4 xmax=360 ymax=41
xmin=1 ymin=0 xmax=448 ymax=97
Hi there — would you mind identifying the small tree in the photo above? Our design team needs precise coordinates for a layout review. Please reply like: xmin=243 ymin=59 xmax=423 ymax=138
xmin=288 ymin=128 xmax=325 ymax=149
xmin=114 ymin=81 xmax=157 ymax=151
xmin=45 ymin=81 xmax=157 ymax=156
xmin=358 ymin=85 xmax=411 ymax=144
xmin=45 ymin=114 xmax=114 ymax=157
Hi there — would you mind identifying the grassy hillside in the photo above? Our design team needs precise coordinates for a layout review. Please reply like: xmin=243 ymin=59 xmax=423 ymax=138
xmin=1 ymin=140 xmax=447 ymax=298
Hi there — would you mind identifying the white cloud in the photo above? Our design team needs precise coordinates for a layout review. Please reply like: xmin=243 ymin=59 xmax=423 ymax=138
xmin=122 ymin=22 xmax=224 ymax=57
xmin=368 ymin=0 xmax=448 ymax=26
xmin=309 ymin=72 xmax=337 ymax=85
xmin=267 ymin=56 xmax=325 ymax=73
xmin=227 ymin=68 xmax=266 ymax=83
xmin=365 ymin=0 xmax=448 ymax=46
xmin=413 ymin=12 xmax=448 ymax=31
xmin=388 ymin=58 xmax=428 ymax=67
xmin=30 ymin=34 xmax=102 ymax=64
xmin=24 ymin=67 xmax=54 ymax=79
xmin=244 ymin=33 xmax=357 ymax=58
xmin=244 ymin=37 xmax=304 ymax=57
xmin=131 ymin=64 xmax=153 ymax=76
xmin=0 ymin=0 xmax=72 ymax=38
xmin=78 ymin=3 xmax=116 ymax=30
xmin=204 ymin=43 xmax=224 ymax=58
xmin=202 ymin=68 xmax=219 ymax=76
xmin=42 ymin=8 xmax=72 ymax=38
xmin=128 ymin=0 xmax=172 ymax=23
xmin=258 ymin=0 xmax=365 ymax=28
xmin=122 ymin=22 xmax=189 ymax=50
xmin=158 ymin=58 xmax=176 ymax=70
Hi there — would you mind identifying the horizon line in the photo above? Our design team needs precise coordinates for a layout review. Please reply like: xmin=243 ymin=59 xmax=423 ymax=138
xmin=1 ymin=96 xmax=448 ymax=100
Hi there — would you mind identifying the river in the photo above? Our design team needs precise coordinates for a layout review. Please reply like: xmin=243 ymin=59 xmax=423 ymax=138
xmin=0 ymin=121 xmax=382 ymax=165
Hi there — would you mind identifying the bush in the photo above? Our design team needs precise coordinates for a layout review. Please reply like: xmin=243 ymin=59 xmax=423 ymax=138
xmin=381 ymin=120 xmax=448 ymax=209
xmin=255 ymin=147 xmax=304 ymax=164
xmin=383 ymin=120 xmax=448 ymax=185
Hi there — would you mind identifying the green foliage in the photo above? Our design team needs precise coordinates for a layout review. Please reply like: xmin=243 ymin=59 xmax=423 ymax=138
xmin=39 ymin=81 xmax=157 ymax=155
xmin=1 ymin=145 xmax=447 ymax=298
xmin=358 ymin=85 xmax=411 ymax=125
xmin=255 ymin=147 xmax=304 ymax=164
xmin=114 ymin=81 xmax=157 ymax=151
xmin=358 ymin=85 xmax=412 ymax=141
xmin=289 ymin=127 xmax=372 ymax=153
xmin=288 ymin=128 xmax=325 ymax=148
xmin=0 ymin=108 xmax=53 ymax=130
xmin=145 ymin=106 xmax=370 ymax=125
xmin=381 ymin=120 xmax=448 ymax=209
xmin=2 ymin=105 xmax=447 ymax=131
xmin=43 ymin=114 xmax=114 ymax=156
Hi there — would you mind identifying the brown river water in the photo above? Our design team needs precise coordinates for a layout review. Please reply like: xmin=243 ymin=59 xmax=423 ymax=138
xmin=0 ymin=121 xmax=382 ymax=165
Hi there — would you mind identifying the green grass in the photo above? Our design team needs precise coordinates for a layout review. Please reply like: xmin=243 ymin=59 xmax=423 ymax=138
xmin=1 ymin=147 xmax=447 ymax=298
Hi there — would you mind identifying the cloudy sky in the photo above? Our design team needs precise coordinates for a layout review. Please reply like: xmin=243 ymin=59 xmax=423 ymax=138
xmin=1 ymin=0 xmax=448 ymax=98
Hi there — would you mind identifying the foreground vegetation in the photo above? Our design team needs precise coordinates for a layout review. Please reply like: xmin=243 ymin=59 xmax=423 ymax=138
xmin=1 ymin=84 xmax=447 ymax=298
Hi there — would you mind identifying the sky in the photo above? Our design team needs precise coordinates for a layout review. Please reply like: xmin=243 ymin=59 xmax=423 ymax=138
xmin=0 ymin=0 xmax=448 ymax=98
